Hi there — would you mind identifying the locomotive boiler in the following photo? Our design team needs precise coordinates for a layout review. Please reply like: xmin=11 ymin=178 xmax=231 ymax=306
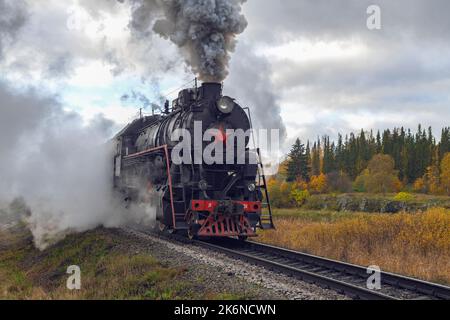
xmin=113 ymin=82 xmax=274 ymax=240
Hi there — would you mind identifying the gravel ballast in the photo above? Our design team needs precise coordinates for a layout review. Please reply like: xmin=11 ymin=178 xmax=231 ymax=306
xmin=121 ymin=228 xmax=349 ymax=300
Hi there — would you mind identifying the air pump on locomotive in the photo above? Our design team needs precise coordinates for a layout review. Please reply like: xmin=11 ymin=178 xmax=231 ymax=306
xmin=113 ymin=82 xmax=275 ymax=240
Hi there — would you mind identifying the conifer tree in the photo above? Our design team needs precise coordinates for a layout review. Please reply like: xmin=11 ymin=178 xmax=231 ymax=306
xmin=439 ymin=128 xmax=450 ymax=161
xmin=311 ymin=142 xmax=321 ymax=176
xmin=286 ymin=139 xmax=309 ymax=182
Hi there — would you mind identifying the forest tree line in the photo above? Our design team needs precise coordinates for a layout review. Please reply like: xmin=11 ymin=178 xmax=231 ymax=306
xmin=269 ymin=126 xmax=450 ymax=206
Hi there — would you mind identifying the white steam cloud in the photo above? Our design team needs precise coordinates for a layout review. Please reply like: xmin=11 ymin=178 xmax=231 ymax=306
xmin=124 ymin=0 xmax=248 ymax=82
xmin=0 ymin=83 xmax=155 ymax=249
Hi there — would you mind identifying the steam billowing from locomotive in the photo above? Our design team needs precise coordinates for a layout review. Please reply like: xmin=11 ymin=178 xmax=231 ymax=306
xmin=124 ymin=0 xmax=248 ymax=82
xmin=0 ymin=84 xmax=153 ymax=250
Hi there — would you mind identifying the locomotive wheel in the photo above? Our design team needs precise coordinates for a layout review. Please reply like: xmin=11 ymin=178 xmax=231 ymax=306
xmin=158 ymin=222 xmax=167 ymax=233
xmin=188 ymin=228 xmax=198 ymax=240
xmin=187 ymin=222 xmax=200 ymax=240
xmin=238 ymin=235 xmax=248 ymax=242
xmin=159 ymin=222 xmax=176 ymax=235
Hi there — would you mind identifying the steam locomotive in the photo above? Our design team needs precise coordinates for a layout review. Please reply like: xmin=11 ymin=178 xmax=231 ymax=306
xmin=113 ymin=82 xmax=274 ymax=240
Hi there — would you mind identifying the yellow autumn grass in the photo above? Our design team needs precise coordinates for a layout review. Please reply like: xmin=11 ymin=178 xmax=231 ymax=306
xmin=257 ymin=208 xmax=450 ymax=285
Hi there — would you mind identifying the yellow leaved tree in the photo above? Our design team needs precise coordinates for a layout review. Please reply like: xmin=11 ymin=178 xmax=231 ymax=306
xmin=356 ymin=154 xmax=402 ymax=194
xmin=309 ymin=173 xmax=328 ymax=194
xmin=441 ymin=153 xmax=450 ymax=195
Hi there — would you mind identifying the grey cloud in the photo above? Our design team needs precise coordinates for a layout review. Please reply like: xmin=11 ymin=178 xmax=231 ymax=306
xmin=1 ymin=1 xmax=91 ymax=79
xmin=224 ymin=42 xmax=287 ymax=141
xmin=45 ymin=54 xmax=74 ymax=78
xmin=77 ymin=0 xmax=124 ymax=18
xmin=234 ymin=0 xmax=450 ymax=143
xmin=273 ymin=42 xmax=450 ymax=114
xmin=243 ymin=0 xmax=368 ymax=44
xmin=274 ymin=48 xmax=450 ymax=92
xmin=0 ymin=0 xmax=28 ymax=59
xmin=243 ymin=0 xmax=450 ymax=44
xmin=0 ymin=0 xmax=146 ymax=82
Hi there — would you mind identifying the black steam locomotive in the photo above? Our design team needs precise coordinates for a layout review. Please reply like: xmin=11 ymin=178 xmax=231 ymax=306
xmin=113 ymin=82 xmax=274 ymax=239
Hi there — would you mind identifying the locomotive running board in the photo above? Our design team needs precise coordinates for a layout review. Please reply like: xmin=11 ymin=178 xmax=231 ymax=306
xmin=124 ymin=145 xmax=177 ymax=230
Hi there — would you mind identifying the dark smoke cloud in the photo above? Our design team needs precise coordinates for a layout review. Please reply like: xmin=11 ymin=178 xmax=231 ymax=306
xmin=124 ymin=0 xmax=248 ymax=82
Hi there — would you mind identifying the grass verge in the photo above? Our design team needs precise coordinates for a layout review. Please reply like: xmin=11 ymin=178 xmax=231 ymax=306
xmin=0 ymin=228 xmax=254 ymax=300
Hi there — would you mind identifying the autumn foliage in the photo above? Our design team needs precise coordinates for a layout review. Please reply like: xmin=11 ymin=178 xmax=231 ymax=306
xmin=309 ymin=174 xmax=327 ymax=194
xmin=411 ymin=152 xmax=450 ymax=195
xmin=441 ymin=153 xmax=450 ymax=195
xmin=275 ymin=146 xmax=450 ymax=201
xmin=354 ymin=154 xmax=402 ymax=194
xmin=280 ymin=126 xmax=450 ymax=197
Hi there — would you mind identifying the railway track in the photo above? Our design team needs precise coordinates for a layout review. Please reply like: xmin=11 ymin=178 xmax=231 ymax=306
xmin=195 ymin=238 xmax=450 ymax=300
xmin=129 ymin=228 xmax=450 ymax=300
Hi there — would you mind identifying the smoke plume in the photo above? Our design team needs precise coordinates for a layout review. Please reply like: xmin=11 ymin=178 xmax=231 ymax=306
xmin=125 ymin=0 xmax=248 ymax=82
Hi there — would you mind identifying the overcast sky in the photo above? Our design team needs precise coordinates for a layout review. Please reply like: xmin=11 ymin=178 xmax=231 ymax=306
xmin=1 ymin=0 xmax=450 ymax=150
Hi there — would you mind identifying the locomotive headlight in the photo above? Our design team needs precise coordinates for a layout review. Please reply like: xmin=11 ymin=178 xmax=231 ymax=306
xmin=217 ymin=96 xmax=235 ymax=114
xmin=248 ymin=183 xmax=256 ymax=192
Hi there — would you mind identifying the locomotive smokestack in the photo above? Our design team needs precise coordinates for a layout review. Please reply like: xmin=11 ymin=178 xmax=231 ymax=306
xmin=198 ymin=82 xmax=222 ymax=101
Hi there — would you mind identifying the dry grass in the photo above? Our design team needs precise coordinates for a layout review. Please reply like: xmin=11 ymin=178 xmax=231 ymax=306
xmin=0 ymin=229 xmax=186 ymax=300
xmin=257 ymin=208 xmax=450 ymax=285
xmin=0 ymin=228 xmax=253 ymax=300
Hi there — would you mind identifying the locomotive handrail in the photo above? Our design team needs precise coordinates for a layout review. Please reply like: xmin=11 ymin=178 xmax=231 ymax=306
xmin=124 ymin=145 xmax=167 ymax=159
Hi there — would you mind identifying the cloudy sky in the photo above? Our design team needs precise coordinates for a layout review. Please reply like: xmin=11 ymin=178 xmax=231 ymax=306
xmin=1 ymin=0 xmax=450 ymax=150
